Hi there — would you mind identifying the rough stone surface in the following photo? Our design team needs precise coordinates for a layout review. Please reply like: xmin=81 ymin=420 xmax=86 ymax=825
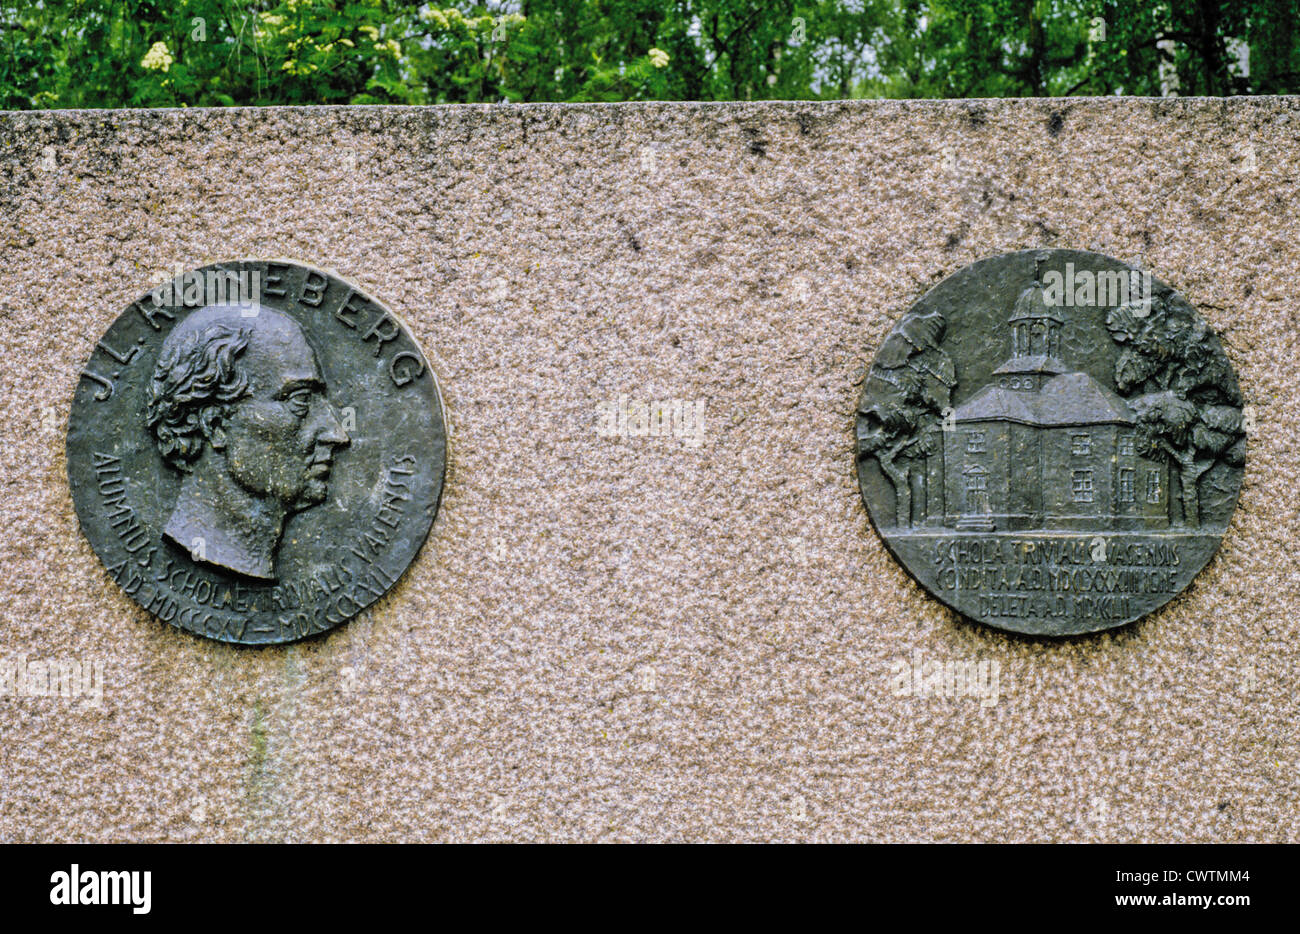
xmin=0 ymin=99 xmax=1295 ymax=842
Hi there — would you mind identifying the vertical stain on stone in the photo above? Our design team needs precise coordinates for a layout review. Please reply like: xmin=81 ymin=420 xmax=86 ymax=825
xmin=1047 ymin=110 xmax=1065 ymax=138
xmin=244 ymin=698 xmax=271 ymax=842
xmin=242 ymin=654 xmax=304 ymax=842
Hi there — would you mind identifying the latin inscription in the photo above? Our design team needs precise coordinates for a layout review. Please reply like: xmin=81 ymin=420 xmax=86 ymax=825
xmin=931 ymin=537 xmax=1182 ymax=620
xmin=88 ymin=448 xmax=423 ymax=643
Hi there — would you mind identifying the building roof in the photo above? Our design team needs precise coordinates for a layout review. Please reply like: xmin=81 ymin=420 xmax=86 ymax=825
xmin=992 ymin=354 xmax=1067 ymax=376
xmin=952 ymin=371 xmax=1133 ymax=427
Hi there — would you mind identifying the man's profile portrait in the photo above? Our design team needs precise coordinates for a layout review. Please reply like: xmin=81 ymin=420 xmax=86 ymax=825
xmin=146 ymin=303 xmax=350 ymax=581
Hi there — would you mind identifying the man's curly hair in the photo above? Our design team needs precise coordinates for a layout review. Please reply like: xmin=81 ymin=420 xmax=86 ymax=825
xmin=146 ymin=323 xmax=252 ymax=472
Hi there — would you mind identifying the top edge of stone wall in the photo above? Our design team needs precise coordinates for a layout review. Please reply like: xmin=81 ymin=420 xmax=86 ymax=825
xmin=3 ymin=94 xmax=1300 ymax=121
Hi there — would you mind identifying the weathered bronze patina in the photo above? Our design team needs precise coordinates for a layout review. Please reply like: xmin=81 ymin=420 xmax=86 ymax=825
xmin=855 ymin=249 xmax=1245 ymax=636
xmin=67 ymin=260 xmax=446 ymax=644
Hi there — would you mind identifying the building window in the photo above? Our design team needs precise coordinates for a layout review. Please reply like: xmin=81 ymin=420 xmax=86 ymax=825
xmin=966 ymin=430 xmax=986 ymax=454
xmin=1071 ymin=433 xmax=1091 ymax=456
xmin=1146 ymin=469 xmax=1162 ymax=503
xmin=1072 ymin=469 xmax=1094 ymax=503
xmin=1118 ymin=434 xmax=1135 ymax=456
xmin=1118 ymin=468 xmax=1134 ymax=503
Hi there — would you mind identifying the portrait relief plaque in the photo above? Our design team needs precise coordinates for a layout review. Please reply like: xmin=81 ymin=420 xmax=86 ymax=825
xmin=855 ymin=249 xmax=1246 ymax=636
xmin=67 ymin=260 xmax=447 ymax=644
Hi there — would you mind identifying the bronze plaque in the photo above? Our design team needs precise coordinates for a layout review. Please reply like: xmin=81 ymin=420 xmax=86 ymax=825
xmin=855 ymin=249 xmax=1245 ymax=635
xmin=67 ymin=260 xmax=446 ymax=644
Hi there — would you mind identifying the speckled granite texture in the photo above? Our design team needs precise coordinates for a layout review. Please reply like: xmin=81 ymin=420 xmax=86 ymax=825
xmin=0 ymin=99 xmax=1295 ymax=842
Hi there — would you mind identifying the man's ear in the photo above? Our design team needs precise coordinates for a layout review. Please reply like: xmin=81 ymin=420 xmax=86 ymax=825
xmin=199 ymin=407 xmax=228 ymax=451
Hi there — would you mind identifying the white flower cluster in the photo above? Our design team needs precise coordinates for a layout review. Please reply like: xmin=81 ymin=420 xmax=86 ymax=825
xmin=140 ymin=41 xmax=173 ymax=72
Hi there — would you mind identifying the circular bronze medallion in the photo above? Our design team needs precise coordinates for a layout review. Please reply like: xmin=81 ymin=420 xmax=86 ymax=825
xmin=67 ymin=260 xmax=446 ymax=644
xmin=855 ymin=249 xmax=1245 ymax=636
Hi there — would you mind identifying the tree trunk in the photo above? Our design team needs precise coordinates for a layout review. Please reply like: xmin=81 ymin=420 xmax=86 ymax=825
xmin=1179 ymin=458 xmax=1214 ymax=529
xmin=911 ymin=459 xmax=928 ymax=526
xmin=1026 ymin=0 xmax=1046 ymax=96
xmin=881 ymin=455 xmax=911 ymax=529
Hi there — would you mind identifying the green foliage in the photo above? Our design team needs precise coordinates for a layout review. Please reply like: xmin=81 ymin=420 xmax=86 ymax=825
xmin=2 ymin=0 xmax=1298 ymax=109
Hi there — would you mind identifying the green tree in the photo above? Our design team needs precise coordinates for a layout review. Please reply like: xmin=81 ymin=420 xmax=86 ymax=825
xmin=2 ymin=0 xmax=1298 ymax=109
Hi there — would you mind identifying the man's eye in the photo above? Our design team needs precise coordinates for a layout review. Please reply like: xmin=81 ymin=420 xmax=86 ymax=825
xmin=288 ymin=391 xmax=312 ymax=415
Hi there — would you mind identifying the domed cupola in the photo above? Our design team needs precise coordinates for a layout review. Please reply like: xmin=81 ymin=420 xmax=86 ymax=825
xmin=994 ymin=251 xmax=1067 ymax=390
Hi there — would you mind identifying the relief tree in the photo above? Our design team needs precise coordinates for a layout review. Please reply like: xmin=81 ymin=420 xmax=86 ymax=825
xmin=1107 ymin=291 xmax=1244 ymax=529
xmin=1128 ymin=393 xmax=1245 ymax=528
xmin=857 ymin=312 xmax=954 ymax=528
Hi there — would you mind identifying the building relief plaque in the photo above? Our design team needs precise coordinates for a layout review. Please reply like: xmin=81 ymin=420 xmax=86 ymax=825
xmin=67 ymin=260 xmax=446 ymax=645
xmin=855 ymin=249 xmax=1245 ymax=635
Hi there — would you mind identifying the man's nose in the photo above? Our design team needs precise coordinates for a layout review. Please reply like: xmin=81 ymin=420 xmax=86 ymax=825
xmin=314 ymin=400 xmax=350 ymax=447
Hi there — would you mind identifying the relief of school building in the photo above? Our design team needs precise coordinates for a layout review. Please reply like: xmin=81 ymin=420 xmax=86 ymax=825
xmin=931 ymin=280 xmax=1169 ymax=532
